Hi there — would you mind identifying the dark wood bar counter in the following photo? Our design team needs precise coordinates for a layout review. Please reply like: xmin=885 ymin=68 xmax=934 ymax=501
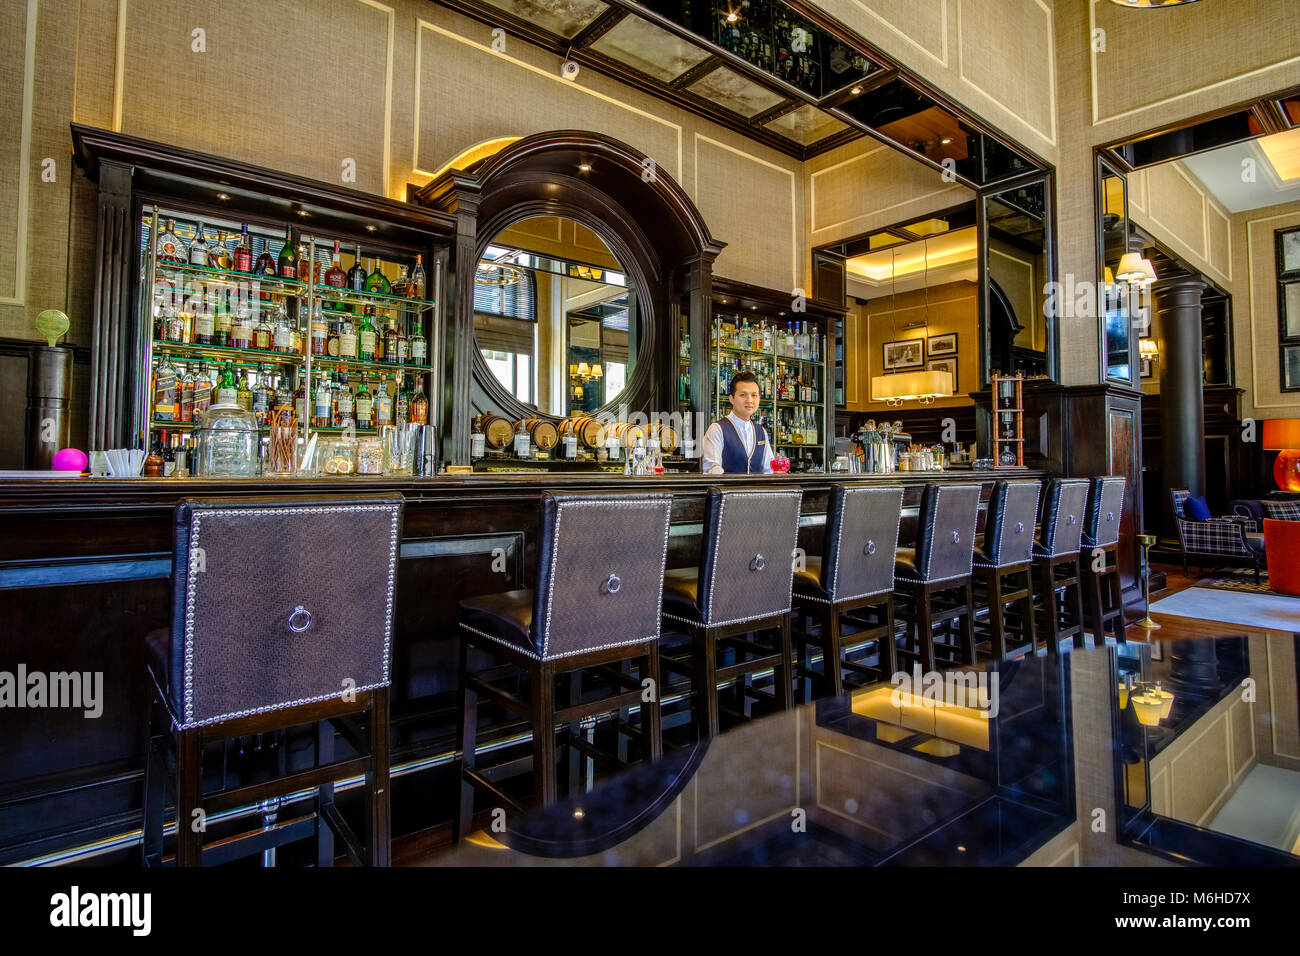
xmin=0 ymin=470 xmax=1044 ymax=863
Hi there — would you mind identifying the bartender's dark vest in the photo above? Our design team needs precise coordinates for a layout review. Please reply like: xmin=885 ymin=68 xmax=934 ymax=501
xmin=719 ymin=417 xmax=768 ymax=474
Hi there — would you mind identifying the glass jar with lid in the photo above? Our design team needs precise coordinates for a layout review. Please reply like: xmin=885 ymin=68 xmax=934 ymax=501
xmin=193 ymin=401 xmax=260 ymax=477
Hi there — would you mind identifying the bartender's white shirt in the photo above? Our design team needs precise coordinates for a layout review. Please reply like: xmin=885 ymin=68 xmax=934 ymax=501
xmin=700 ymin=412 xmax=774 ymax=475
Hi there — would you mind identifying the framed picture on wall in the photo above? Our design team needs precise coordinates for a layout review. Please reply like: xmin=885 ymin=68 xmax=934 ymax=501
xmin=882 ymin=339 xmax=924 ymax=370
xmin=927 ymin=332 xmax=957 ymax=356
xmin=1280 ymin=226 xmax=1300 ymax=275
xmin=926 ymin=358 xmax=958 ymax=393
xmin=1140 ymin=358 xmax=1152 ymax=379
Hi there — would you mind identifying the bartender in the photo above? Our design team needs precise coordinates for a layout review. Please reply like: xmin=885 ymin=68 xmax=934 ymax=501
xmin=700 ymin=372 xmax=774 ymax=475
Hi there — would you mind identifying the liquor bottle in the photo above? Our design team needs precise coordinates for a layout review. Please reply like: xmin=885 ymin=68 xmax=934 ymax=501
xmin=310 ymin=304 xmax=327 ymax=356
xmin=179 ymin=365 xmax=195 ymax=423
xmin=293 ymin=370 xmax=306 ymax=425
xmin=277 ymin=227 xmax=297 ymax=278
xmin=411 ymin=254 xmax=426 ymax=300
xmin=680 ymin=331 xmax=691 ymax=359
xmin=156 ymin=219 xmax=185 ymax=264
xmin=206 ymin=231 xmax=229 ymax=271
xmin=297 ymin=240 xmax=312 ymax=282
xmin=253 ymin=308 xmax=273 ymax=351
xmin=193 ymin=295 xmax=214 ymax=345
xmin=193 ymin=364 xmax=213 ymax=418
xmin=325 ymin=241 xmax=346 ymax=288
xmin=214 ymin=300 xmax=232 ymax=348
xmin=338 ymin=314 xmax=357 ymax=360
xmin=325 ymin=316 xmax=340 ymax=356
xmin=366 ymin=260 xmax=391 ymax=295
xmin=252 ymin=366 xmax=270 ymax=426
xmin=395 ymin=377 xmax=410 ymax=426
xmin=215 ymin=362 xmax=238 ymax=405
xmin=374 ymin=318 xmax=385 ymax=362
xmin=355 ymin=377 xmax=373 ymax=430
xmin=395 ymin=264 xmax=411 ymax=299
xmin=347 ymin=248 xmax=367 ymax=291
xmin=375 ymin=375 xmax=393 ymax=427
xmin=384 ymin=319 xmax=401 ymax=366
xmin=236 ymin=368 xmax=254 ymax=414
xmin=234 ymin=224 xmax=252 ymax=273
xmin=188 ymin=223 xmax=209 ymax=267
xmin=513 ymin=418 xmax=531 ymax=460
xmin=272 ymin=303 xmax=293 ymax=353
xmin=409 ymin=318 xmax=427 ymax=366
xmin=410 ymin=378 xmax=428 ymax=425
xmin=161 ymin=429 xmax=176 ymax=477
xmin=334 ymin=372 xmax=354 ymax=428
xmin=162 ymin=304 xmax=184 ymax=343
xmin=358 ymin=307 xmax=377 ymax=362
xmin=313 ymin=374 xmax=333 ymax=428
xmin=153 ymin=358 xmax=178 ymax=422
xmin=470 ymin=416 xmax=486 ymax=459
xmin=255 ymin=235 xmax=277 ymax=276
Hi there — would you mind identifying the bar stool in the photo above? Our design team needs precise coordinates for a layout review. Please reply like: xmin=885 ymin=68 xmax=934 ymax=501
xmin=1080 ymin=475 xmax=1128 ymax=646
xmin=893 ymin=483 xmax=981 ymax=673
xmin=972 ymin=480 xmax=1041 ymax=660
xmin=792 ymin=484 xmax=903 ymax=700
xmin=1031 ymin=478 xmax=1089 ymax=653
xmin=142 ymin=494 xmax=404 ymax=867
xmin=660 ymin=486 xmax=803 ymax=738
xmin=455 ymin=491 xmax=672 ymax=841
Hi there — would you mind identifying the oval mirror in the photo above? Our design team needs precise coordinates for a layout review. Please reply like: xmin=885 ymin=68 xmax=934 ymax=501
xmin=473 ymin=216 xmax=643 ymax=417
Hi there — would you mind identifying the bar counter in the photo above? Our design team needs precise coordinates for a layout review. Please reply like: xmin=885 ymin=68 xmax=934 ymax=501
xmin=0 ymin=468 xmax=1046 ymax=863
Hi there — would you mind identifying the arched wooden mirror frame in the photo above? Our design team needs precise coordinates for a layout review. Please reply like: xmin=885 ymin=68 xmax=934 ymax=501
xmin=416 ymin=131 xmax=724 ymax=464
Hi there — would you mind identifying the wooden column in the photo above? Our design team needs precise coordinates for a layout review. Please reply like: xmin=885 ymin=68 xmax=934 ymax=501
xmin=89 ymin=160 xmax=136 ymax=450
xmin=1154 ymin=276 xmax=1207 ymax=499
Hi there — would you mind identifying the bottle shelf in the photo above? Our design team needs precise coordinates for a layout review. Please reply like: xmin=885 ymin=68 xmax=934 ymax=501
xmin=311 ymin=354 xmax=434 ymax=376
xmin=149 ymin=262 xmax=436 ymax=314
xmin=312 ymin=283 xmax=434 ymax=313
xmin=153 ymin=340 xmax=302 ymax=365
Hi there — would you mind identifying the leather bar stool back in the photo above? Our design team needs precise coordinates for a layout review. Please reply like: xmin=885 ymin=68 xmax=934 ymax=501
xmin=1031 ymin=478 xmax=1090 ymax=653
xmin=695 ymin=487 xmax=803 ymax=627
xmin=1080 ymin=476 xmax=1128 ymax=646
xmin=142 ymin=494 xmax=404 ymax=867
xmin=456 ymin=492 xmax=672 ymax=841
xmin=661 ymin=487 xmax=802 ymax=738
xmin=971 ymin=481 xmax=1040 ymax=660
xmin=793 ymin=485 xmax=903 ymax=699
xmin=893 ymin=483 xmax=980 ymax=672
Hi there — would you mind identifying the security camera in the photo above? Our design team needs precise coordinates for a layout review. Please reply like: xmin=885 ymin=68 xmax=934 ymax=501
xmin=561 ymin=60 xmax=580 ymax=80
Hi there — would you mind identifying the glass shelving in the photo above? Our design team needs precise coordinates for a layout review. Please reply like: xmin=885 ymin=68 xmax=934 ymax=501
xmin=139 ymin=204 xmax=439 ymax=462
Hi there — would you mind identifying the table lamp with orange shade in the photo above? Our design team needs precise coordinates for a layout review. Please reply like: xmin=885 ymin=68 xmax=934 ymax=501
xmin=1262 ymin=419 xmax=1300 ymax=492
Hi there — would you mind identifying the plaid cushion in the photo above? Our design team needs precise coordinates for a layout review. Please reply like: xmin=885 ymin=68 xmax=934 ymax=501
xmin=1262 ymin=500 xmax=1300 ymax=522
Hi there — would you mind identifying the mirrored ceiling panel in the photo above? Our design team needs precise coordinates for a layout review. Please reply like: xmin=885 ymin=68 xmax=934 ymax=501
xmin=686 ymin=65 xmax=785 ymax=118
xmin=763 ymin=104 xmax=848 ymax=146
xmin=589 ymin=15 xmax=713 ymax=82
xmin=479 ymin=0 xmax=608 ymax=38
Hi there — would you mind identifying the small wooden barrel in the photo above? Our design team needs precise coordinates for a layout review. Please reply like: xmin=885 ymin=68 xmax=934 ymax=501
xmin=515 ymin=417 xmax=559 ymax=451
xmin=560 ymin=414 xmax=604 ymax=449
xmin=654 ymin=423 xmax=679 ymax=453
xmin=600 ymin=421 xmax=647 ymax=448
xmin=479 ymin=414 xmax=513 ymax=450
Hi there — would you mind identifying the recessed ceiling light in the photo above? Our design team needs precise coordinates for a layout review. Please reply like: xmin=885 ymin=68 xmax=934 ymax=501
xmin=940 ymin=137 xmax=952 ymax=145
xmin=726 ymin=11 xmax=738 ymax=22
xmin=578 ymin=162 xmax=592 ymax=172
xmin=851 ymin=86 xmax=862 ymax=95
xmin=365 ymin=224 xmax=377 ymax=232
xmin=216 ymin=193 xmax=230 ymax=201
xmin=296 ymin=209 xmax=309 ymax=217
xmin=750 ymin=305 xmax=757 ymax=310
xmin=572 ymin=808 xmax=585 ymax=819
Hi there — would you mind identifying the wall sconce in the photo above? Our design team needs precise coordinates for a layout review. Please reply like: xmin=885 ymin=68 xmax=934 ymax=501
xmin=1139 ymin=337 xmax=1158 ymax=359
xmin=1128 ymin=680 xmax=1174 ymax=727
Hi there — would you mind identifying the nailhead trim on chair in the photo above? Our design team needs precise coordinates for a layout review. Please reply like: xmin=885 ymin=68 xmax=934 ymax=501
xmin=537 ymin=497 xmax=671 ymax=660
xmin=180 ymin=503 xmax=401 ymax=730
xmin=703 ymin=489 xmax=802 ymax=627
